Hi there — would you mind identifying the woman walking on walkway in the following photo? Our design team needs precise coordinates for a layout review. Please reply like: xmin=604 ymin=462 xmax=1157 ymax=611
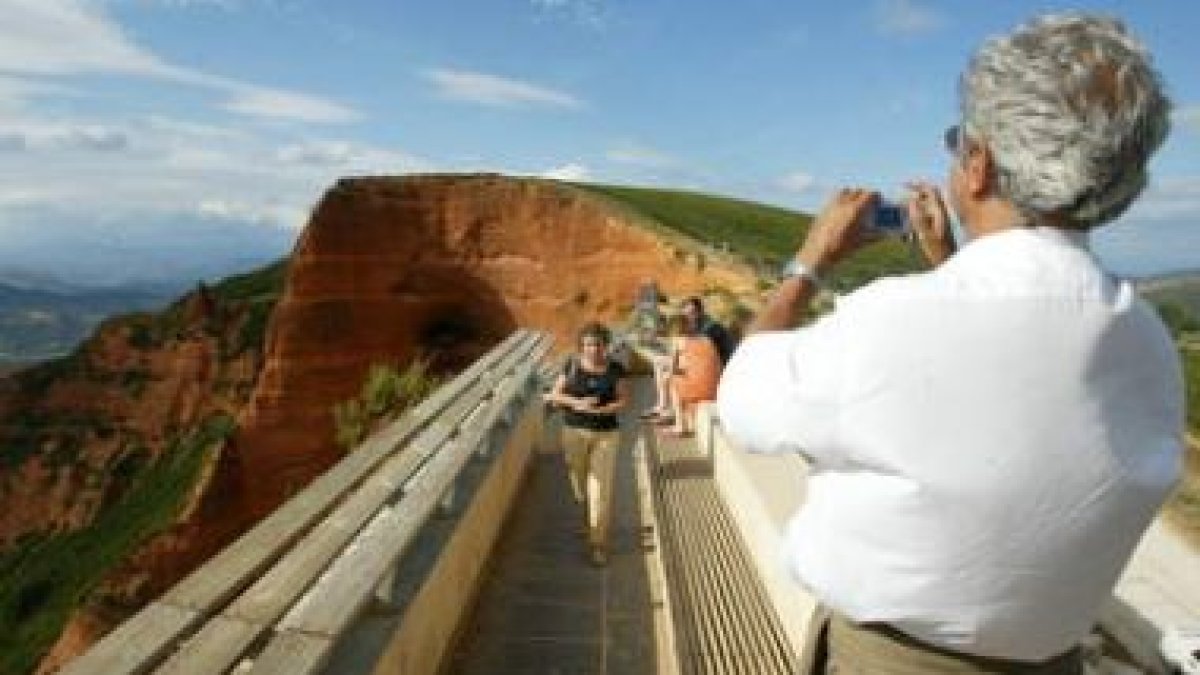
xmin=544 ymin=322 xmax=629 ymax=566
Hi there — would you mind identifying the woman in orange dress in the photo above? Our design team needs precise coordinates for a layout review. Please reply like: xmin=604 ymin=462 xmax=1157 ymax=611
xmin=665 ymin=326 xmax=722 ymax=437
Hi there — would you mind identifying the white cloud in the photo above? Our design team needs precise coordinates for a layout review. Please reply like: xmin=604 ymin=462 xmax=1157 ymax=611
xmin=0 ymin=0 xmax=180 ymax=77
xmin=777 ymin=171 xmax=818 ymax=194
xmin=197 ymin=198 xmax=305 ymax=227
xmin=1125 ymin=176 xmax=1200 ymax=221
xmin=0 ymin=75 xmax=77 ymax=110
xmin=539 ymin=163 xmax=591 ymax=181
xmin=0 ymin=0 xmax=358 ymax=124
xmin=0 ymin=186 xmax=55 ymax=207
xmin=275 ymin=140 xmax=432 ymax=172
xmin=222 ymin=87 xmax=360 ymax=124
xmin=872 ymin=0 xmax=945 ymax=37
xmin=1176 ymin=105 xmax=1200 ymax=134
xmin=424 ymin=68 xmax=583 ymax=109
xmin=0 ymin=109 xmax=428 ymax=230
xmin=0 ymin=120 xmax=130 ymax=152
xmin=143 ymin=114 xmax=250 ymax=140
xmin=606 ymin=142 xmax=677 ymax=168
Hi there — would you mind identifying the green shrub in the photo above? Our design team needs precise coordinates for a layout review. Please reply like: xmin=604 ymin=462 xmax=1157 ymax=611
xmin=333 ymin=399 xmax=366 ymax=451
xmin=212 ymin=259 xmax=289 ymax=304
xmin=1183 ymin=347 xmax=1200 ymax=436
xmin=332 ymin=359 xmax=441 ymax=452
xmin=1155 ymin=301 xmax=1200 ymax=340
xmin=234 ymin=298 xmax=275 ymax=357
xmin=126 ymin=321 xmax=158 ymax=350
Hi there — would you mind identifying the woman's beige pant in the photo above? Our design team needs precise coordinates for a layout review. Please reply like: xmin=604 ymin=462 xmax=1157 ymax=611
xmin=562 ymin=427 xmax=619 ymax=549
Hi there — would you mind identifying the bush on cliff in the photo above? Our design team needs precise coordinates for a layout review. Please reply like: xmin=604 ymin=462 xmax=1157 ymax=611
xmin=333 ymin=359 xmax=441 ymax=452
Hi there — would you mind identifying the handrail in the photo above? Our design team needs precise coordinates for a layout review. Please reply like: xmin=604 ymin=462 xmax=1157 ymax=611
xmin=62 ymin=329 xmax=551 ymax=675
xmin=250 ymin=338 xmax=549 ymax=673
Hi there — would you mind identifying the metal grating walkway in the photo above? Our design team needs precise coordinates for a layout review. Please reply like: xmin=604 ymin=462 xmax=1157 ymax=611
xmin=650 ymin=433 xmax=799 ymax=674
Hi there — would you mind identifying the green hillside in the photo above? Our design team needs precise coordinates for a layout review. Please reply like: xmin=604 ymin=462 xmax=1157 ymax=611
xmin=571 ymin=182 xmax=926 ymax=290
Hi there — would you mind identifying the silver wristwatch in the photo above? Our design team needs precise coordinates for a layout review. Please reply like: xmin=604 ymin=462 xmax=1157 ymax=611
xmin=778 ymin=258 xmax=820 ymax=285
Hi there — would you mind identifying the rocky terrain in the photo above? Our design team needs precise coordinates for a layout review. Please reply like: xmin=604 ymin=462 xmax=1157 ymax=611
xmin=0 ymin=174 xmax=764 ymax=673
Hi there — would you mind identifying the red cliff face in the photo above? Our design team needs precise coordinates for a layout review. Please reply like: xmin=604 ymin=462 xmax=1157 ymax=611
xmin=232 ymin=175 xmax=758 ymax=517
xmin=11 ymin=174 xmax=760 ymax=669
xmin=0 ymin=292 xmax=257 ymax=548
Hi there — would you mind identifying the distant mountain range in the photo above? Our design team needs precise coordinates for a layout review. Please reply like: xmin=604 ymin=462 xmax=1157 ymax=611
xmin=0 ymin=211 xmax=295 ymax=364
xmin=0 ymin=277 xmax=179 ymax=364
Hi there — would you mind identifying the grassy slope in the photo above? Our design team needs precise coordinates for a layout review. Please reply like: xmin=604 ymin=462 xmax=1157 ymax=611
xmin=571 ymin=182 xmax=926 ymax=290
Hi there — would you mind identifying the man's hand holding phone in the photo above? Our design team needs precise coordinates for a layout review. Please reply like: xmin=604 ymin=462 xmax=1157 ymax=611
xmin=905 ymin=181 xmax=956 ymax=267
xmin=796 ymin=188 xmax=878 ymax=277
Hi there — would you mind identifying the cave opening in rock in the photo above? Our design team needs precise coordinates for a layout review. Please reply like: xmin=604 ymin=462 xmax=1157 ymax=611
xmin=422 ymin=314 xmax=477 ymax=353
xmin=417 ymin=304 xmax=513 ymax=375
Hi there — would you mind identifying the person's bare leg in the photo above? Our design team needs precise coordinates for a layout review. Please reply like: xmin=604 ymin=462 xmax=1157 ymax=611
xmin=669 ymin=382 xmax=687 ymax=434
xmin=648 ymin=358 xmax=673 ymax=417
xmin=654 ymin=360 xmax=669 ymax=412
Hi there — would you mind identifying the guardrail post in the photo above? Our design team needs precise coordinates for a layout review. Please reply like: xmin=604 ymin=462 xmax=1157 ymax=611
xmin=475 ymin=428 xmax=494 ymax=459
xmin=438 ymin=484 xmax=458 ymax=517
xmin=371 ymin=564 xmax=399 ymax=613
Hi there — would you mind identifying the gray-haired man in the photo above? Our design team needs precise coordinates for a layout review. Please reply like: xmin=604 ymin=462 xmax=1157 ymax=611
xmin=719 ymin=14 xmax=1182 ymax=673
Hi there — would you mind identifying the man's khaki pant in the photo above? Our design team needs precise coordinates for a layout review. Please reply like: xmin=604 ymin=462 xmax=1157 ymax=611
xmin=825 ymin=614 xmax=1084 ymax=674
xmin=562 ymin=426 xmax=619 ymax=549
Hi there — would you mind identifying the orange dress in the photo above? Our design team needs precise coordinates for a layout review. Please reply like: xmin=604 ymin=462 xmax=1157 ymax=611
xmin=674 ymin=335 xmax=721 ymax=405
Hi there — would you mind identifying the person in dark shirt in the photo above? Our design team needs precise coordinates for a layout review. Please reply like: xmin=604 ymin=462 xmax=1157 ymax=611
xmin=681 ymin=296 xmax=734 ymax=365
xmin=641 ymin=296 xmax=734 ymax=427
xmin=544 ymin=322 xmax=629 ymax=566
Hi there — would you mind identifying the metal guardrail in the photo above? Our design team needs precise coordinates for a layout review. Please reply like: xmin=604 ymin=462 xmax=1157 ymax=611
xmin=62 ymin=329 xmax=551 ymax=675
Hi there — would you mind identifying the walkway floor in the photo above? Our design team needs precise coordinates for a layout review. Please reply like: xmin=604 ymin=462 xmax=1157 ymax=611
xmin=446 ymin=383 xmax=656 ymax=675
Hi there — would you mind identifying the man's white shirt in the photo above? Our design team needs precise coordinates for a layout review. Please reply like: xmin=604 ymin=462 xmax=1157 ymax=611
xmin=717 ymin=227 xmax=1184 ymax=661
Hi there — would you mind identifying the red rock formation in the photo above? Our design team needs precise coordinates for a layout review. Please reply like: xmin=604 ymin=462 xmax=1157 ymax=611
xmin=231 ymin=175 xmax=758 ymax=518
xmin=0 ymin=299 xmax=258 ymax=548
xmin=9 ymin=174 xmax=761 ymax=669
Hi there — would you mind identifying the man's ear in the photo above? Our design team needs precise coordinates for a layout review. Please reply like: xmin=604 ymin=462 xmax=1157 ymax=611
xmin=963 ymin=144 xmax=993 ymax=198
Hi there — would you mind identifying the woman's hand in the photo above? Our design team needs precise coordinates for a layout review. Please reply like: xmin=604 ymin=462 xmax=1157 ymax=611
xmin=905 ymin=181 xmax=956 ymax=266
xmin=573 ymin=396 xmax=601 ymax=412
xmin=796 ymin=188 xmax=877 ymax=276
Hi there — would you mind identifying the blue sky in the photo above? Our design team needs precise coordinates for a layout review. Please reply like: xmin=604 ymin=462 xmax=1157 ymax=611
xmin=0 ymin=0 xmax=1197 ymax=284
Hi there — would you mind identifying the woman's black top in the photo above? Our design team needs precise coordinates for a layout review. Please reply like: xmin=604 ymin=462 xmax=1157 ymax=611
xmin=562 ymin=359 xmax=626 ymax=432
